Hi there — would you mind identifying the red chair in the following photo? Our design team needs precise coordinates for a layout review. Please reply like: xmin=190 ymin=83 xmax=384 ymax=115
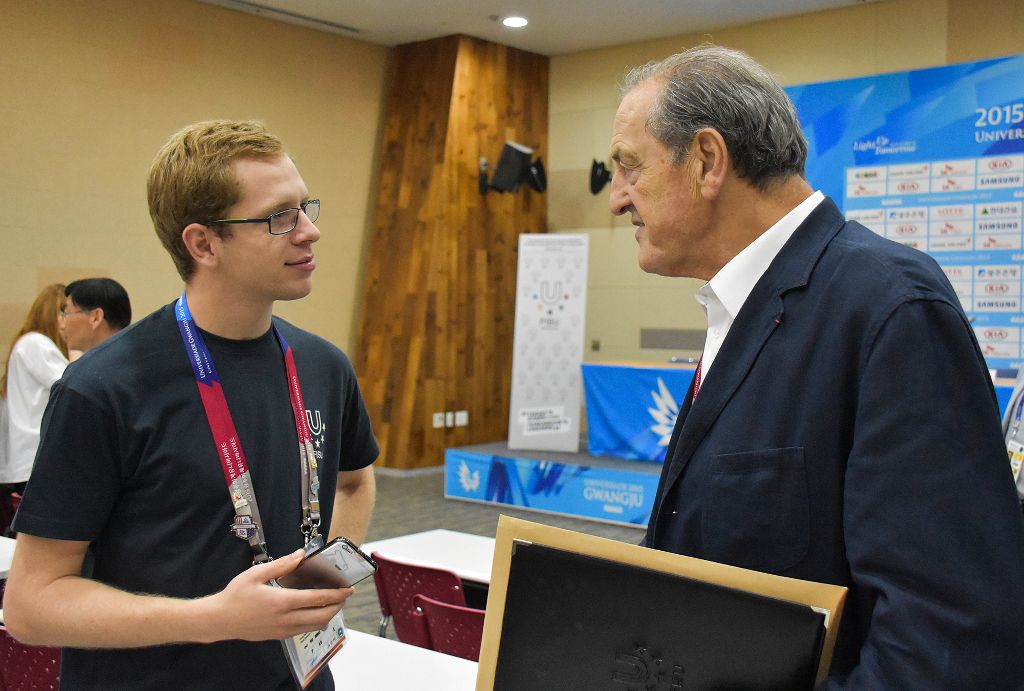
xmin=0 ymin=625 xmax=60 ymax=690
xmin=412 ymin=593 xmax=486 ymax=661
xmin=0 ymin=501 xmax=10 ymax=539
xmin=371 ymin=552 xmax=465 ymax=648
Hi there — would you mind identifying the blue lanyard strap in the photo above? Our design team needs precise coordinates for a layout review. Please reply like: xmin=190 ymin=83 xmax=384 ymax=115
xmin=174 ymin=293 xmax=322 ymax=561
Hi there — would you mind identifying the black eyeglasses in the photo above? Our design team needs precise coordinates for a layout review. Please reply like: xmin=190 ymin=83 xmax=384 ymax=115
xmin=208 ymin=199 xmax=320 ymax=235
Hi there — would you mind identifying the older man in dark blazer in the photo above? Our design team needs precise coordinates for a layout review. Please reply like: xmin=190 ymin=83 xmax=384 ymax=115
xmin=610 ymin=45 xmax=1024 ymax=689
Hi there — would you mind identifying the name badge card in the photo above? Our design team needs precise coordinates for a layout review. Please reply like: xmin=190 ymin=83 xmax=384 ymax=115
xmin=282 ymin=608 xmax=347 ymax=688
xmin=1008 ymin=440 xmax=1024 ymax=481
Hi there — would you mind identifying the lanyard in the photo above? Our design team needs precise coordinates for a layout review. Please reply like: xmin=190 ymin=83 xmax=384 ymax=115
xmin=174 ymin=294 xmax=322 ymax=563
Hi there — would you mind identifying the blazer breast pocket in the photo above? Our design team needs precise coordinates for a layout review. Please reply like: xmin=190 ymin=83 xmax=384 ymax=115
xmin=701 ymin=446 xmax=809 ymax=573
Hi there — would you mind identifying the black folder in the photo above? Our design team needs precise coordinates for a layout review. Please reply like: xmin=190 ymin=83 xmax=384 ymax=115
xmin=493 ymin=541 xmax=826 ymax=691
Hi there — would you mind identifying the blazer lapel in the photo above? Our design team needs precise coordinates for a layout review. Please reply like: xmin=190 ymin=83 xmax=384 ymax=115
xmin=645 ymin=371 xmax=696 ymax=537
xmin=658 ymin=300 xmax=783 ymax=496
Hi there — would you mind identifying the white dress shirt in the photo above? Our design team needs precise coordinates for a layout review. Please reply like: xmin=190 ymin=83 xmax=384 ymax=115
xmin=695 ymin=191 xmax=824 ymax=387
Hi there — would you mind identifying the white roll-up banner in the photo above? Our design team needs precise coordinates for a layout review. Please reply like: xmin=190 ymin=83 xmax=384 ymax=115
xmin=508 ymin=234 xmax=588 ymax=452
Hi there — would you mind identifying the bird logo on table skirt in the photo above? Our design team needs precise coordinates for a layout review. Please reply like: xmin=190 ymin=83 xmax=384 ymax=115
xmin=458 ymin=460 xmax=481 ymax=493
xmin=647 ymin=377 xmax=680 ymax=447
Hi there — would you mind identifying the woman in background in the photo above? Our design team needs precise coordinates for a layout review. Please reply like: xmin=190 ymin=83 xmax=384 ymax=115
xmin=1 ymin=284 xmax=70 ymax=511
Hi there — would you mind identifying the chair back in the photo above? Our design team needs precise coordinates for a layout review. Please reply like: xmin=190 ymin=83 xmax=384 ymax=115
xmin=0 ymin=625 xmax=60 ymax=690
xmin=412 ymin=593 xmax=486 ymax=661
xmin=0 ymin=492 xmax=20 ymax=538
xmin=371 ymin=551 xmax=465 ymax=648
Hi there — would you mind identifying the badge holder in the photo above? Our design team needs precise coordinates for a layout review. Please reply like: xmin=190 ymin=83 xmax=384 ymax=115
xmin=1008 ymin=440 xmax=1024 ymax=481
xmin=281 ymin=606 xmax=348 ymax=689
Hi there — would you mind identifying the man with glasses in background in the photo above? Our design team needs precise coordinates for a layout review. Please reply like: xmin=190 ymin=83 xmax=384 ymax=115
xmin=60 ymin=277 xmax=132 ymax=357
xmin=5 ymin=120 xmax=378 ymax=690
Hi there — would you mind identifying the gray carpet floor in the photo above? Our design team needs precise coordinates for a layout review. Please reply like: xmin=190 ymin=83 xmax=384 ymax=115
xmin=343 ymin=468 xmax=643 ymax=638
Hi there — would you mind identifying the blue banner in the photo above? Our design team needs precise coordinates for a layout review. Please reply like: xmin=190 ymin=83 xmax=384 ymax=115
xmin=445 ymin=447 xmax=658 ymax=527
xmin=786 ymin=54 xmax=1024 ymax=369
xmin=582 ymin=363 xmax=695 ymax=462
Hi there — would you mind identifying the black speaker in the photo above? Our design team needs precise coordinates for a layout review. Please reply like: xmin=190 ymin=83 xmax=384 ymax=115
xmin=526 ymin=156 xmax=546 ymax=192
xmin=489 ymin=142 xmax=534 ymax=192
xmin=590 ymin=159 xmax=611 ymax=195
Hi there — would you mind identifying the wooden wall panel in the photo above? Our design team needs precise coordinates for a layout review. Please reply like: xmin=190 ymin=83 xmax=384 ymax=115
xmin=356 ymin=35 xmax=549 ymax=469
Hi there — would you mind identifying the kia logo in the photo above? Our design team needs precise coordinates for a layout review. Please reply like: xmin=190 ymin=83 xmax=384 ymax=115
xmin=897 ymin=181 xmax=920 ymax=192
xmin=985 ymin=329 xmax=1009 ymax=339
xmin=988 ymin=159 xmax=1013 ymax=170
xmin=985 ymin=284 xmax=1009 ymax=294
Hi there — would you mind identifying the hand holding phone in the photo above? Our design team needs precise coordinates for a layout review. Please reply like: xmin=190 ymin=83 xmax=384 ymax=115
xmin=276 ymin=537 xmax=377 ymax=590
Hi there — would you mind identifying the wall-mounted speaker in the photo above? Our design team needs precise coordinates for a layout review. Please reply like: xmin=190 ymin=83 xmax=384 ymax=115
xmin=526 ymin=157 xmax=546 ymax=192
xmin=590 ymin=159 xmax=611 ymax=195
xmin=480 ymin=142 xmax=546 ymax=194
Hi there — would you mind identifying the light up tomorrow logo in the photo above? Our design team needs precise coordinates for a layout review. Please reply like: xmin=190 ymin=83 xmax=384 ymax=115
xmin=648 ymin=377 xmax=680 ymax=446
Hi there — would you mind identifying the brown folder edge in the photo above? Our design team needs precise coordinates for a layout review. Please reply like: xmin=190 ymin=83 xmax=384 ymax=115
xmin=476 ymin=515 xmax=847 ymax=690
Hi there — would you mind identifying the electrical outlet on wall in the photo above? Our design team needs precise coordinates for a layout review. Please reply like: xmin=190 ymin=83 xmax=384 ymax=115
xmin=455 ymin=410 xmax=469 ymax=426
xmin=432 ymin=412 xmax=445 ymax=429
xmin=445 ymin=411 xmax=455 ymax=427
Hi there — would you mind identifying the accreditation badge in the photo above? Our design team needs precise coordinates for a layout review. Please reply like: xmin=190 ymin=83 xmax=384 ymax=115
xmin=1008 ymin=440 xmax=1024 ymax=481
xmin=281 ymin=607 xmax=347 ymax=688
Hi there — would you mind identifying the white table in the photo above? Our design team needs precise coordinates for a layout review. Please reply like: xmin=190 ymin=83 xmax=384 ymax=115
xmin=0 ymin=536 xmax=16 ymax=579
xmin=362 ymin=529 xmax=496 ymax=584
xmin=330 ymin=629 xmax=477 ymax=689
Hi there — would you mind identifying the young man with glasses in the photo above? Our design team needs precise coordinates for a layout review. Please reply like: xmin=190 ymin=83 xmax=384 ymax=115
xmin=60 ymin=277 xmax=132 ymax=355
xmin=4 ymin=120 xmax=378 ymax=690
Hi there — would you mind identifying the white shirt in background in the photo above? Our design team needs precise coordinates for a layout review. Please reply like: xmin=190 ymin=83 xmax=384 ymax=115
xmin=3 ymin=332 xmax=68 ymax=483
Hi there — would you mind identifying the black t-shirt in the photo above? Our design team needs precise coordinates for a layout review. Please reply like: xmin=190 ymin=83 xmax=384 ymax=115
xmin=16 ymin=303 xmax=379 ymax=690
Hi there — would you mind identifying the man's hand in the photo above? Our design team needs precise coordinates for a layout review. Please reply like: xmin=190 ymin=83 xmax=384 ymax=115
xmin=199 ymin=549 xmax=356 ymax=642
xmin=5 ymin=535 xmax=356 ymax=648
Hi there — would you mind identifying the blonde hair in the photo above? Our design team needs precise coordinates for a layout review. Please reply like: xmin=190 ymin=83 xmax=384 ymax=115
xmin=2 ymin=284 xmax=69 ymax=398
xmin=147 ymin=120 xmax=285 ymax=280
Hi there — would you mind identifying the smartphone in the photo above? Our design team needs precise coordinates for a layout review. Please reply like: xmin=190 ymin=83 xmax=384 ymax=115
xmin=276 ymin=536 xmax=377 ymax=589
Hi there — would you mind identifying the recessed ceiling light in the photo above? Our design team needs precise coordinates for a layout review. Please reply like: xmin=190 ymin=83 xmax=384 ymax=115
xmin=502 ymin=16 xmax=528 ymax=28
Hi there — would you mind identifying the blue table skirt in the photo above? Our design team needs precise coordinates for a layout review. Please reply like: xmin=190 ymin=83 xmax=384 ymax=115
xmin=583 ymin=363 xmax=695 ymax=463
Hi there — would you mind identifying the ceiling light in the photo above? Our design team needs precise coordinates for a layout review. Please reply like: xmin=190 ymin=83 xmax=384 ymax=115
xmin=502 ymin=16 xmax=528 ymax=28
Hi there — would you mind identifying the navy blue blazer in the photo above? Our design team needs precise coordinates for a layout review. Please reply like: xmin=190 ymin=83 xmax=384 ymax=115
xmin=644 ymin=198 xmax=1024 ymax=688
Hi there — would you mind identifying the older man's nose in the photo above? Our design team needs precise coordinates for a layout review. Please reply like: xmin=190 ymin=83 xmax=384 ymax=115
xmin=609 ymin=171 xmax=630 ymax=216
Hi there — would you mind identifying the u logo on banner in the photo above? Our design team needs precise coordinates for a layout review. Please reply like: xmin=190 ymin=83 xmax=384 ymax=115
xmin=540 ymin=280 xmax=562 ymax=305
